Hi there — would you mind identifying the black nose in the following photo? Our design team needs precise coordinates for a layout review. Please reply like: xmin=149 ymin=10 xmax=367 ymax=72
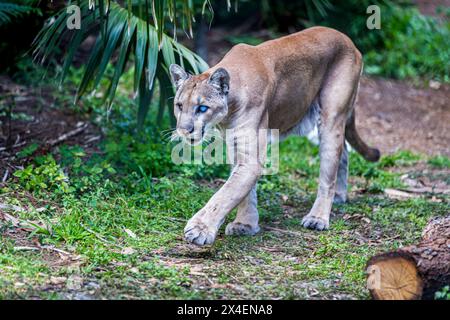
xmin=187 ymin=125 xmax=194 ymax=134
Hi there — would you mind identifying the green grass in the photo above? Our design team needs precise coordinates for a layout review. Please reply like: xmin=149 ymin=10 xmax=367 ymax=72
xmin=1 ymin=68 xmax=449 ymax=299
xmin=2 ymin=133 xmax=448 ymax=299
xmin=428 ymin=155 xmax=450 ymax=169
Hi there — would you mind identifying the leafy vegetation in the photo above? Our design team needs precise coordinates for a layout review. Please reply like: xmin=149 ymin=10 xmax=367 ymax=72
xmin=13 ymin=155 xmax=72 ymax=193
xmin=229 ymin=0 xmax=450 ymax=82
xmin=321 ymin=2 xmax=450 ymax=82
xmin=435 ymin=286 xmax=450 ymax=300
xmin=0 ymin=0 xmax=45 ymax=73
xmin=1 ymin=0 xmax=449 ymax=300
xmin=1 ymin=67 xmax=449 ymax=299
xmin=0 ymin=0 xmax=40 ymax=27
xmin=33 ymin=0 xmax=210 ymax=128
xmin=428 ymin=155 xmax=450 ymax=169
xmin=363 ymin=6 xmax=450 ymax=82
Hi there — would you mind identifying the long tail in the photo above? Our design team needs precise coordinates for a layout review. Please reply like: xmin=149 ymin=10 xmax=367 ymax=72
xmin=345 ymin=109 xmax=380 ymax=162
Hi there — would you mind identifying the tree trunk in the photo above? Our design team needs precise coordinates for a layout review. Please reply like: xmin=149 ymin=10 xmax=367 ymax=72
xmin=366 ymin=216 xmax=450 ymax=300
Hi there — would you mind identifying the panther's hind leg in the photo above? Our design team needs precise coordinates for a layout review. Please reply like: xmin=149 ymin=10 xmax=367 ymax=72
xmin=334 ymin=143 xmax=349 ymax=204
xmin=301 ymin=112 xmax=347 ymax=230
xmin=225 ymin=184 xmax=260 ymax=236
xmin=302 ymin=58 xmax=361 ymax=231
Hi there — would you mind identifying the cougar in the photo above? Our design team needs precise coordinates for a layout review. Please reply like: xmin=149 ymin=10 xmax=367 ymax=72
xmin=169 ymin=27 xmax=380 ymax=246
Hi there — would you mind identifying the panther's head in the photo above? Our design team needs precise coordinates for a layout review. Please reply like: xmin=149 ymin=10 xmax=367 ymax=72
xmin=169 ymin=64 xmax=230 ymax=145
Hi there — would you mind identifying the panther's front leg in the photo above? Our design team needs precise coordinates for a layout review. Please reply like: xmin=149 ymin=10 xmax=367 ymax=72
xmin=184 ymin=163 xmax=262 ymax=245
xmin=185 ymin=126 xmax=267 ymax=245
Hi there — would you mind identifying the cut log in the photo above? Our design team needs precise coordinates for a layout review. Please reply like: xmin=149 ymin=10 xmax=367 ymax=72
xmin=367 ymin=216 xmax=450 ymax=300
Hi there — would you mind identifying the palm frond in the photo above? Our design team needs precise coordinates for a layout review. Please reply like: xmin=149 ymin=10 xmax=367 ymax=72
xmin=33 ymin=1 xmax=210 ymax=128
xmin=0 ymin=2 xmax=39 ymax=27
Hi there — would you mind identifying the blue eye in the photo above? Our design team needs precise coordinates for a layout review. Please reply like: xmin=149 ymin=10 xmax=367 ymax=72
xmin=197 ymin=105 xmax=209 ymax=113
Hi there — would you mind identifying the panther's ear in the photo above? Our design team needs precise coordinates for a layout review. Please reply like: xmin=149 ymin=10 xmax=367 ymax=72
xmin=208 ymin=68 xmax=230 ymax=95
xmin=169 ymin=64 xmax=189 ymax=89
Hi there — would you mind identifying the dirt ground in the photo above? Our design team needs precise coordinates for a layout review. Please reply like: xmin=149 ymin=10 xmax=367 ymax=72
xmin=0 ymin=76 xmax=101 ymax=180
xmin=356 ymin=77 xmax=450 ymax=157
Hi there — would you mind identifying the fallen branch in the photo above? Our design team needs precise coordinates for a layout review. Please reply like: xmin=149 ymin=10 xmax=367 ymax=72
xmin=46 ymin=122 xmax=88 ymax=147
xmin=0 ymin=203 xmax=25 ymax=212
xmin=384 ymin=188 xmax=418 ymax=199
xmin=0 ymin=141 xmax=27 ymax=152
xmin=13 ymin=245 xmax=75 ymax=258
xmin=399 ymin=187 xmax=450 ymax=195
xmin=384 ymin=187 xmax=450 ymax=200
xmin=84 ymin=135 xmax=101 ymax=145
xmin=13 ymin=246 xmax=40 ymax=251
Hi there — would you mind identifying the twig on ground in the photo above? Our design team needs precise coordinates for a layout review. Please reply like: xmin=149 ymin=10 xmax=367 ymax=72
xmin=84 ymin=135 xmax=101 ymax=145
xmin=46 ymin=122 xmax=88 ymax=147
xmin=0 ymin=212 xmax=21 ymax=227
xmin=0 ymin=203 xmax=25 ymax=212
xmin=13 ymin=246 xmax=40 ymax=251
xmin=264 ymin=226 xmax=315 ymax=239
xmin=164 ymin=216 xmax=187 ymax=223
xmin=399 ymin=187 xmax=450 ymax=195
xmin=40 ymin=245 xmax=72 ymax=256
xmin=80 ymin=223 xmax=124 ymax=249
xmin=0 ymin=141 xmax=26 ymax=152
xmin=2 ymin=169 xmax=9 ymax=182
xmin=384 ymin=188 xmax=418 ymax=199
xmin=13 ymin=245 xmax=75 ymax=258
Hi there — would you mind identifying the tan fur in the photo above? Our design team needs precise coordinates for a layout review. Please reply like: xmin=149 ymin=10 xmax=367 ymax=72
xmin=169 ymin=27 xmax=380 ymax=246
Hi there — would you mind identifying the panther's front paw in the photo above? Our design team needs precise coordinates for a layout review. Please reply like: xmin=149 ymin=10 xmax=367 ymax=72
xmin=301 ymin=214 xmax=329 ymax=231
xmin=225 ymin=222 xmax=260 ymax=236
xmin=184 ymin=220 xmax=217 ymax=246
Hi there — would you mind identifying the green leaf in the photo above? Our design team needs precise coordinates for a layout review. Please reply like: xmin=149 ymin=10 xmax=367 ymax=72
xmin=134 ymin=21 xmax=148 ymax=93
xmin=33 ymin=0 xmax=212 ymax=128
xmin=137 ymin=72 xmax=155 ymax=129
xmin=152 ymin=0 xmax=166 ymax=48
xmin=106 ymin=17 xmax=137 ymax=106
xmin=156 ymin=68 xmax=175 ymax=126
xmin=161 ymin=34 xmax=175 ymax=68
xmin=147 ymin=25 xmax=159 ymax=90
xmin=92 ymin=8 xmax=127 ymax=90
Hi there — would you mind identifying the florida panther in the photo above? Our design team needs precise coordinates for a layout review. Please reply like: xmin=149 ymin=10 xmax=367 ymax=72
xmin=169 ymin=27 xmax=380 ymax=246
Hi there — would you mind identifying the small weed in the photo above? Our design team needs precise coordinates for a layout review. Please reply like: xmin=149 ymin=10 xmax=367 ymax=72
xmin=428 ymin=155 xmax=450 ymax=169
xmin=13 ymin=155 xmax=71 ymax=193
xmin=435 ymin=286 xmax=450 ymax=300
